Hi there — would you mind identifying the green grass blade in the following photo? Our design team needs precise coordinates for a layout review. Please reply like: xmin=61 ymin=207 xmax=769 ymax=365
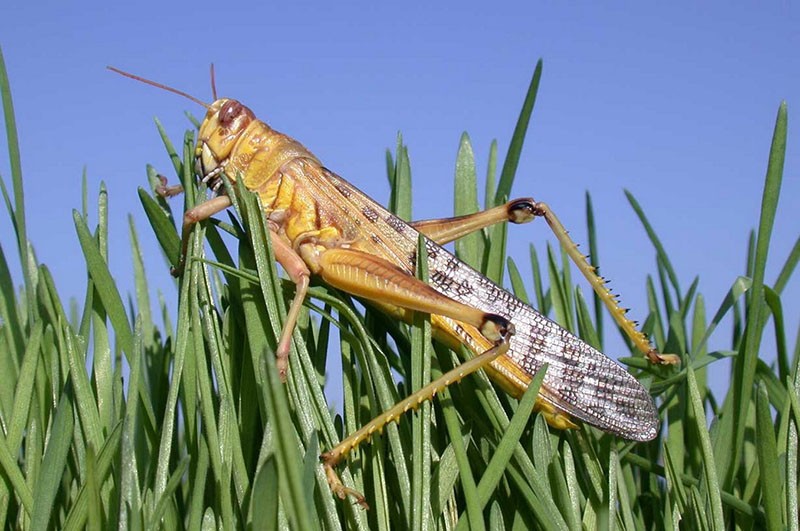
xmin=73 ymin=210 xmax=133 ymax=357
xmin=0 ymin=238 xmax=24 ymax=357
xmin=31 ymin=387 xmax=75 ymax=530
xmin=154 ymin=118 xmax=184 ymax=182
xmin=494 ymin=60 xmax=542 ymax=205
xmin=484 ymin=140 xmax=497 ymax=211
xmin=84 ymin=443 xmax=101 ymax=530
xmin=484 ymin=61 xmax=542 ymax=284
xmin=547 ymin=243 xmax=572 ymax=331
xmin=507 ymin=257 xmax=530 ymax=305
xmin=774 ymin=235 xmax=800 ymax=294
xmin=723 ymin=102 xmax=786 ymax=489
xmin=786 ymin=377 xmax=800 ymax=531
xmin=250 ymin=456 xmax=279 ymax=530
xmin=585 ymin=192 xmax=603 ymax=346
xmin=152 ymin=263 xmax=193 ymax=499
xmin=559 ymin=247 xmax=574 ymax=330
xmin=529 ymin=244 xmax=548 ymax=315
xmin=483 ymin=209 xmax=508 ymax=285
xmin=429 ymin=441 xmax=459 ymax=519
xmin=606 ymin=448 xmax=618 ymax=531
xmin=625 ymin=190 xmax=682 ymax=304
xmin=574 ymin=287 xmax=601 ymax=350
xmin=390 ymin=134 xmax=412 ymax=220
xmin=65 ymin=329 xmax=103 ymax=451
xmin=560 ymin=440 xmax=581 ymax=531
xmin=6 ymin=320 xmax=42 ymax=453
xmin=189 ymin=278 xmax=235 ymax=525
xmin=644 ymin=275 xmax=666 ymax=349
xmin=454 ymin=132 xmax=482 ymax=270
xmin=755 ymin=381 xmax=782 ymax=530
xmin=185 ymin=440 xmax=210 ymax=530
xmin=385 ymin=148 xmax=395 ymax=188
xmin=149 ymin=457 xmax=189 ymax=528
xmin=695 ymin=276 xmax=750 ymax=356
xmin=137 ymin=187 xmax=181 ymax=271
xmin=439 ymin=368 xmax=482 ymax=531
xmin=764 ymin=287 xmax=789 ymax=382
xmin=261 ymin=350 xmax=319 ymax=531
xmin=475 ymin=366 xmax=545 ymax=509
xmin=0 ymin=45 xmax=34 ymax=317
xmin=0 ymin=428 xmax=34 ymax=515
xmin=118 ymin=317 xmax=144 ymax=526
xmin=61 ymin=422 xmax=123 ymax=530
xmin=687 ymin=368 xmax=724 ymax=529
xmin=411 ymin=235 xmax=433 ymax=531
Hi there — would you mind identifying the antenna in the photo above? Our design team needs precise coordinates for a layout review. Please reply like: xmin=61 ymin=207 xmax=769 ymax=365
xmin=107 ymin=66 xmax=210 ymax=109
xmin=210 ymin=64 xmax=218 ymax=100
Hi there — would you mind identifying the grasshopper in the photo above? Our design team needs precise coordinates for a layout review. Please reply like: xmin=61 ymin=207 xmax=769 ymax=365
xmin=110 ymin=67 xmax=676 ymax=506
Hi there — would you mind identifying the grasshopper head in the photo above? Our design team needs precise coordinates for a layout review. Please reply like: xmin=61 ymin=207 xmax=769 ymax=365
xmin=195 ymin=98 xmax=256 ymax=189
xmin=107 ymin=66 xmax=250 ymax=190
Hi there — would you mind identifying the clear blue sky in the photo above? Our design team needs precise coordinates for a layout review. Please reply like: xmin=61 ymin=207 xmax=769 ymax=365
xmin=1 ymin=3 xmax=798 ymax=399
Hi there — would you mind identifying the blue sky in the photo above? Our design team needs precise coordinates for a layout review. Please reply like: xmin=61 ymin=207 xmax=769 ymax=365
xmin=1 ymin=3 xmax=798 ymax=398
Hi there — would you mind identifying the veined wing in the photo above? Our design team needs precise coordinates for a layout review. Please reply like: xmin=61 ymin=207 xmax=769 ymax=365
xmin=297 ymin=160 xmax=658 ymax=441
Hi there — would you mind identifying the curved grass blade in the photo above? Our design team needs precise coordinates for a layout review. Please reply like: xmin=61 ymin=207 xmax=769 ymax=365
xmin=0 ymin=45 xmax=34 ymax=316
xmin=73 ymin=210 xmax=133 ymax=356
xmin=625 ymin=190 xmax=682 ymax=305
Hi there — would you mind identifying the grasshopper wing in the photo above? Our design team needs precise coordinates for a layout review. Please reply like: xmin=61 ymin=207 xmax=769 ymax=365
xmin=300 ymin=163 xmax=658 ymax=441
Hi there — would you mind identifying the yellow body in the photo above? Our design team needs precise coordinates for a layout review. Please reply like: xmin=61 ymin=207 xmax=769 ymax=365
xmin=196 ymin=100 xmax=576 ymax=429
xmin=193 ymin=98 xmax=659 ymax=440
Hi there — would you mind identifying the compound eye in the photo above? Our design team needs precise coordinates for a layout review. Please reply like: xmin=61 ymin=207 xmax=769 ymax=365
xmin=218 ymin=100 xmax=243 ymax=128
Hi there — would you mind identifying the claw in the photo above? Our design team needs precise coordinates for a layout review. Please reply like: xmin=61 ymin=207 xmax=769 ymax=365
xmin=275 ymin=340 xmax=291 ymax=382
xmin=323 ymin=460 xmax=369 ymax=509
xmin=156 ymin=175 xmax=184 ymax=198
xmin=646 ymin=349 xmax=681 ymax=365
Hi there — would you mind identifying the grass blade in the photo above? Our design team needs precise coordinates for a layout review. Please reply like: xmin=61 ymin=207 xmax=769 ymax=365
xmin=495 ymin=60 xmax=542 ymax=204
xmin=73 ymin=210 xmax=133 ymax=357
xmin=755 ymin=381 xmax=782 ymax=530
xmin=411 ymin=234 xmax=433 ymax=531
xmin=722 ymin=103 xmax=787 ymax=489
xmin=31 ymin=388 xmax=75 ymax=530
xmin=0 ymin=45 xmax=33 ymax=316
xmin=625 ymin=190 xmax=682 ymax=304
xmin=687 ymin=367 xmax=724 ymax=529
xmin=454 ymin=132 xmax=482 ymax=270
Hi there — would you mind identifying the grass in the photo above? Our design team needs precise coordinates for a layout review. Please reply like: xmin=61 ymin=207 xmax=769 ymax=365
xmin=1 ymin=46 xmax=799 ymax=529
